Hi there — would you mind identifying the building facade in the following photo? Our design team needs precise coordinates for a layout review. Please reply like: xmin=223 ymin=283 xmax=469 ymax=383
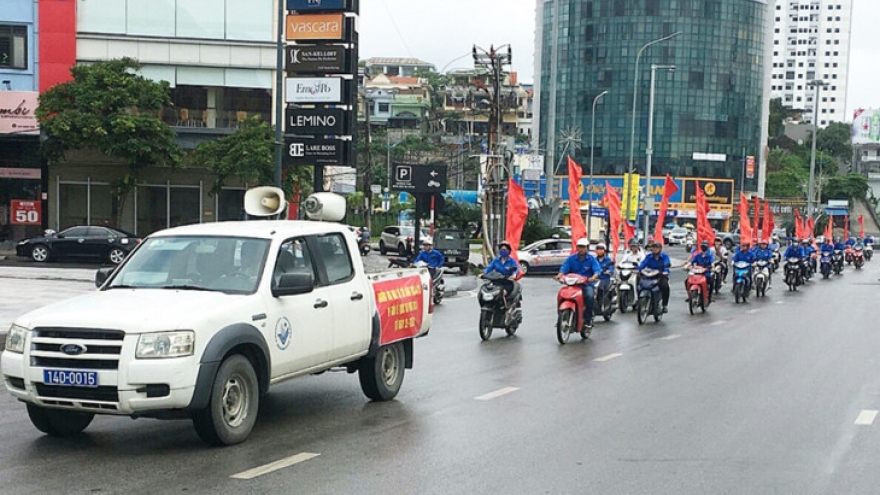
xmin=535 ymin=0 xmax=773 ymax=196
xmin=770 ymin=0 xmax=853 ymax=126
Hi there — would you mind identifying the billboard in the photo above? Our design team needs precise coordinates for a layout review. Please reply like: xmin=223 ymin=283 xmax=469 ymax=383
xmin=0 ymin=92 xmax=39 ymax=135
xmin=852 ymin=108 xmax=880 ymax=145
xmin=286 ymin=13 xmax=346 ymax=41
xmin=285 ymin=77 xmax=343 ymax=103
xmin=286 ymin=45 xmax=352 ymax=74
xmin=554 ymin=175 xmax=734 ymax=214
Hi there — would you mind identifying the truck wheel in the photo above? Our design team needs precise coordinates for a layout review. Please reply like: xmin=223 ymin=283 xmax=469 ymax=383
xmin=359 ymin=341 xmax=405 ymax=401
xmin=192 ymin=354 xmax=259 ymax=446
xmin=27 ymin=404 xmax=94 ymax=437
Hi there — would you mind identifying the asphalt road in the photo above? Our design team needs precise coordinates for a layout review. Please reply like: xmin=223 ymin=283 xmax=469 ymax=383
xmin=0 ymin=259 xmax=878 ymax=494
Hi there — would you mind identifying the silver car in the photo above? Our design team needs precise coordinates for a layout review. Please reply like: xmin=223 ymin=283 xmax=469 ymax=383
xmin=516 ymin=238 xmax=573 ymax=275
xmin=379 ymin=225 xmax=429 ymax=255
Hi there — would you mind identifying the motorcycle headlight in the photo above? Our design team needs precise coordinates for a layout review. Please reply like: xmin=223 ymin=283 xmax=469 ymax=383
xmin=136 ymin=331 xmax=194 ymax=359
xmin=482 ymin=293 xmax=495 ymax=301
xmin=5 ymin=324 xmax=29 ymax=354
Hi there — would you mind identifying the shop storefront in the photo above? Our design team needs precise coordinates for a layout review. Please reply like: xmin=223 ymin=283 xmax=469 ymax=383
xmin=0 ymin=91 xmax=43 ymax=242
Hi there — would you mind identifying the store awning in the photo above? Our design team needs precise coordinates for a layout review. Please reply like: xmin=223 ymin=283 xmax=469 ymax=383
xmin=826 ymin=208 xmax=848 ymax=216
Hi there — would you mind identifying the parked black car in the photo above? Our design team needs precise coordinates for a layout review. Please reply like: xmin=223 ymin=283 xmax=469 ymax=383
xmin=16 ymin=226 xmax=141 ymax=264
xmin=434 ymin=228 xmax=470 ymax=274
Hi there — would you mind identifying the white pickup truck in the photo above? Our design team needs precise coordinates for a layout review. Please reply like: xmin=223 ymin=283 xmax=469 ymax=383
xmin=2 ymin=220 xmax=433 ymax=445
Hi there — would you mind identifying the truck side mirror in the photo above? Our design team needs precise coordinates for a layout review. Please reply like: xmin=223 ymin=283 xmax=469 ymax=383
xmin=95 ymin=267 xmax=114 ymax=288
xmin=272 ymin=273 xmax=314 ymax=297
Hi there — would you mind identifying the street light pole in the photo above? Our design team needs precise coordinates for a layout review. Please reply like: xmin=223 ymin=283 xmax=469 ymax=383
xmin=588 ymin=90 xmax=608 ymax=241
xmin=643 ymin=64 xmax=675 ymax=239
xmin=624 ymin=32 xmax=682 ymax=229
xmin=807 ymin=80 xmax=827 ymax=218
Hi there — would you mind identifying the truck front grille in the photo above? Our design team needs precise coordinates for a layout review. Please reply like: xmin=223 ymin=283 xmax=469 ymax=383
xmin=35 ymin=384 xmax=119 ymax=402
xmin=31 ymin=327 xmax=124 ymax=370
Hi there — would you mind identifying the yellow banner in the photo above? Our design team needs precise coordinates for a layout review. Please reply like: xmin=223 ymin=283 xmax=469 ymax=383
xmin=622 ymin=173 xmax=640 ymax=221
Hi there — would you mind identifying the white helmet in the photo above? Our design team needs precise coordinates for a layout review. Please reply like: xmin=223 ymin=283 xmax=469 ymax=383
xmin=576 ymin=238 xmax=589 ymax=247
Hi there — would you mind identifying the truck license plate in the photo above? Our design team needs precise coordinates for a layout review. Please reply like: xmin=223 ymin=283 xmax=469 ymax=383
xmin=43 ymin=369 xmax=98 ymax=388
xmin=446 ymin=250 xmax=461 ymax=255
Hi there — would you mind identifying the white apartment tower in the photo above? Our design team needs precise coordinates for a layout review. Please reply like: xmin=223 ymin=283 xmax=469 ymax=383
xmin=770 ymin=0 xmax=853 ymax=126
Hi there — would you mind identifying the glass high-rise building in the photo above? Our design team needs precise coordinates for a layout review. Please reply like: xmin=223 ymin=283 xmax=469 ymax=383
xmin=534 ymin=0 xmax=774 ymax=194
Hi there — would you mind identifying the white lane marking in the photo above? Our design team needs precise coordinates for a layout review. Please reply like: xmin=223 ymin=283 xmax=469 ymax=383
xmin=231 ymin=453 xmax=320 ymax=480
xmin=855 ymin=410 xmax=878 ymax=426
xmin=475 ymin=387 xmax=520 ymax=401
xmin=710 ymin=320 xmax=727 ymax=326
xmin=776 ymin=301 xmax=785 ymax=305
xmin=661 ymin=334 xmax=682 ymax=340
xmin=748 ymin=309 xmax=760 ymax=314
xmin=594 ymin=353 xmax=623 ymax=362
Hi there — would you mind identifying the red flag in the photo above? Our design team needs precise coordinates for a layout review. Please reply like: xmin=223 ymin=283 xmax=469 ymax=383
xmin=859 ymin=215 xmax=865 ymax=238
xmin=824 ymin=214 xmax=833 ymax=240
xmin=738 ymin=192 xmax=753 ymax=245
xmin=623 ymin=222 xmax=635 ymax=247
xmin=794 ymin=210 xmax=803 ymax=239
xmin=752 ymin=196 xmax=761 ymax=242
xmin=695 ymin=181 xmax=715 ymax=245
xmin=567 ymin=157 xmax=586 ymax=248
xmin=653 ymin=174 xmax=679 ymax=247
xmin=768 ymin=207 xmax=775 ymax=240
xmin=761 ymin=200 xmax=772 ymax=243
xmin=604 ymin=181 xmax=622 ymax=260
xmin=844 ymin=214 xmax=849 ymax=241
xmin=806 ymin=217 xmax=815 ymax=239
xmin=504 ymin=179 xmax=529 ymax=263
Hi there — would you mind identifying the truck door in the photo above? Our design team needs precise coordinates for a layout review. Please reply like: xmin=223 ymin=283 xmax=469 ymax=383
xmin=264 ymin=238 xmax=333 ymax=374
xmin=312 ymin=233 xmax=372 ymax=361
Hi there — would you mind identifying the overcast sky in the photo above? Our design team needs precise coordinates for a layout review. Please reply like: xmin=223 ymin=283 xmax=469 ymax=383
xmin=360 ymin=0 xmax=880 ymax=120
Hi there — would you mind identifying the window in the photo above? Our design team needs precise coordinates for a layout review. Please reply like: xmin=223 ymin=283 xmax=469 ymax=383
xmin=0 ymin=25 xmax=27 ymax=69
xmin=315 ymin=234 xmax=353 ymax=285
xmin=646 ymin=0 xmax=660 ymax=15
xmin=378 ymin=103 xmax=390 ymax=113
xmin=689 ymin=71 xmax=704 ymax=90
xmin=273 ymin=238 xmax=315 ymax=287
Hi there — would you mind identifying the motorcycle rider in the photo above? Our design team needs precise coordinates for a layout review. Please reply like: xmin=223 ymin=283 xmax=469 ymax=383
xmin=732 ymin=241 xmax=757 ymax=291
xmin=481 ymin=240 xmax=521 ymax=306
xmin=556 ymin=238 xmax=601 ymax=328
xmin=594 ymin=243 xmax=615 ymax=301
xmin=637 ymin=240 xmax=672 ymax=313
xmin=769 ymin=234 xmax=781 ymax=252
xmin=413 ymin=238 xmax=445 ymax=274
xmin=685 ymin=240 xmax=714 ymax=302
xmin=711 ymin=238 xmax=729 ymax=284
xmin=620 ymin=238 xmax=645 ymax=265
xmin=783 ymin=238 xmax=806 ymax=281
xmin=802 ymin=238 xmax=817 ymax=275
xmin=752 ymin=239 xmax=775 ymax=287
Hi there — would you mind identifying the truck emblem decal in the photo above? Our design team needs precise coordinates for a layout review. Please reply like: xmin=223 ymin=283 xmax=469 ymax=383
xmin=60 ymin=343 xmax=87 ymax=356
xmin=275 ymin=317 xmax=292 ymax=350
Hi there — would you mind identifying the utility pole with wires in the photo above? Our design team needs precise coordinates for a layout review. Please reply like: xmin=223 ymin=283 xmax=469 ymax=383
xmin=361 ymin=68 xmax=373 ymax=230
xmin=473 ymin=44 xmax=512 ymax=263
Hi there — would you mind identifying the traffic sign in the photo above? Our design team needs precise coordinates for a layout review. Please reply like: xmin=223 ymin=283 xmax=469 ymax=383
xmin=390 ymin=163 xmax=447 ymax=194
xmin=10 ymin=199 xmax=41 ymax=225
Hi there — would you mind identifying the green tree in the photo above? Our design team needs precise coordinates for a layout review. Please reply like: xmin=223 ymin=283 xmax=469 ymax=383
xmin=189 ymin=116 xmax=312 ymax=198
xmin=36 ymin=57 xmax=183 ymax=223
xmin=823 ymin=173 xmax=869 ymax=202
xmin=768 ymin=97 xmax=786 ymax=139
xmin=816 ymin=121 xmax=853 ymax=164
xmin=437 ymin=199 xmax=481 ymax=233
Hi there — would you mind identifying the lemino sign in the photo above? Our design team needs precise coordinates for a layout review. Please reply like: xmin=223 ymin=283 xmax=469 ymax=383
xmin=286 ymin=13 xmax=345 ymax=41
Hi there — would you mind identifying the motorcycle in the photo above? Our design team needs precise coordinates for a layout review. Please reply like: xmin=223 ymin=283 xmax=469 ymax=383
xmin=684 ymin=238 xmax=695 ymax=254
xmin=556 ymin=274 xmax=593 ymax=344
xmin=784 ymin=257 xmax=802 ymax=291
xmin=477 ymin=272 xmax=522 ymax=341
xmin=853 ymin=245 xmax=865 ymax=270
xmin=771 ymin=249 xmax=781 ymax=272
xmin=845 ymin=245 xmax=854 ymax=265
xmin=387 ymin=237 xmax=415 ymax=268
xmin=711 ymin=259 xmax=726 ymax=294
xmin=732 ymin=260 xmax=752 ymax=303
xmin=595 ymin=275 xmax=618 ymax=322
xmin=832 ymin=249 xmax=844 ymax=275
xmin=865 ymin=243 xmax=874 ymax=261
xmin=357 ymin=229 xmax=371 ymax=256
xmin=819 ymin=251 xmax=833 ymax=279
xmin=616 ymin=261 xmax=638 ymax=313
xmin=415 ymin=261 xmax=445 ymax=305
xmin=636 ymin=268 xmax=664 ymax=325
xmin=686 ymin=265 xmax=710 ymax=315
xmin=753 ymin=260 xmax=771 ymax=298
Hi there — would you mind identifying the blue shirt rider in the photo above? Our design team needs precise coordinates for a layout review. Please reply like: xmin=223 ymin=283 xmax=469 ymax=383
xmin=802 ymin=239 xmax=817 ymax=271
xmin=833 ymin=237 xmax=846 ymax=251
xmin=482 ymin=240 xmax=521 ymax=304
xmin=413 ymin=239 xmax=445 ymax=272
xmin=637 ymin=241 xmax=672 ymax=313
xmin=593 ymin=243 xmax=615 ymax=294
xmin=557 ymin=238 xmax=601 ymax=328
xmin=686 ymin=241 xmax=715 ymax=300
xmin=845 ymin=237 xmax=856 ymax=247
xmin=819 ymin=239 xmax=835 ymax=255
xmin=732 ymin=242 xmax=756 ymax=289
xmin=783 ymin=240 xmax=805 ymax=259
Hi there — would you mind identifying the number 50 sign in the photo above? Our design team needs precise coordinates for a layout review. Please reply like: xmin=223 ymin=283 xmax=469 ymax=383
xmin=10 ymin=200 xmax=41 ymax=225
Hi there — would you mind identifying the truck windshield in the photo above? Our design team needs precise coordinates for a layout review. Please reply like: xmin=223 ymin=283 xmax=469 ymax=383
xmin=106 ymin=236 xmax=270 ymax=294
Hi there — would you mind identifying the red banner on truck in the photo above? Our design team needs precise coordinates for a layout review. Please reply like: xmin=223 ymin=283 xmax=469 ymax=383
xmin=374 ymin=275 xmax=425 ymax=345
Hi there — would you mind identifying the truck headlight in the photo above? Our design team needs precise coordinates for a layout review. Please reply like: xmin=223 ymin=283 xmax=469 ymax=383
xmin=6 ymin=325 xmax=28 ymax=354
xmin=136 ymin=331 xmax=194 ymax=359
